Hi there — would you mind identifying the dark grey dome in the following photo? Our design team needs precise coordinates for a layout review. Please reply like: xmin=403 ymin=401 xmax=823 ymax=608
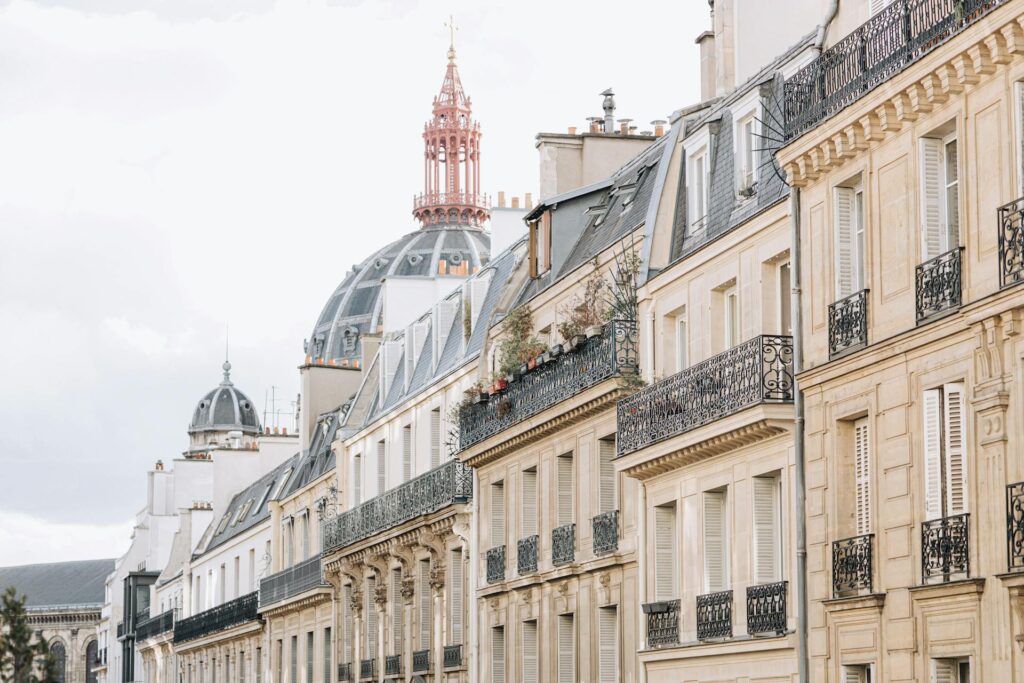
xmin=189 ymin=361 xmax=261 ymax=435
xmin=305 ymin=224 xmax=490 ymax=365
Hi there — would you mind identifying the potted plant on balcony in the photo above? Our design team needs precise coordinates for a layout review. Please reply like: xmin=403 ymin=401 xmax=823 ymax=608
xmin=497 ymin=305 xmax=547 ymax=380
xmin=604 ymin=241 xmax=641 ymax=324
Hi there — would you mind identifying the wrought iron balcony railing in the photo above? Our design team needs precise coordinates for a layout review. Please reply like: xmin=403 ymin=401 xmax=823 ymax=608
xmin=337 ymin=663 xmax=351 ymax=682
xmin=552 ymin=523 xmax=575 ymax=566
xmin=517 ymin=535 xmax=538 ymax=575
xmin=259 ymin=555 xmax=328 ymax=608
xmin=746 ymin=581 xmax=787 ymax=636
xmin=922 ymin=513 xmax=970 ymax=583
xmin=384 ymin=655 xmax=401 ymax=677
xmin=592 ymin=510 xmax=619 ymax=555
xmin=412 ymin=650 xmax=429 ymax=673
xmin=443 ymin=644 xmax=463 ymax=669
xmin=1009 ymin=482 xmax=1024 ymax=572
xmin=833 ymin=534 xmax=874 ymax=597
xmin=358 ymin=658 xmax=375 ymax=681
xmin=617 ymin=335 xmax=794 ymax=456
xmin=173 ymin=592 xmax=259 ymax=643
xmin=999 ymin=196 xmax=1024 ymax=288
xmin=135 ymin=609 xmax=175 ymax=641
xmin=784 ymin=0 xmax=1008 ymax=140
xmin=486 ymin=546 xmax=506 ymax=584
xmin=916 ymin=247 xmax=962 ymax=323
xmin=696 ymin=590 xmax=733 ymax=641
xmin=459 ymin=320 xmax=638 ymax=451
xmin=829 ymin=290 xmax=868 ymax=358
xmin=321 ymin=459 xmax=472 ymax=554
xmin=644 ymin=600 xmax=680 ymax=649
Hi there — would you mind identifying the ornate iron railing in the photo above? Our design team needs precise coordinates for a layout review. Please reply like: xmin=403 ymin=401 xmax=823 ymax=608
xmin=358 ymin=659 xmax=375 ymax=681
xmin=552 ymin=523 xmax=576 ymax=566
xmin=999 ymin=196 xmax=1024 ymax=288
xmin=1009 ymin=482 xmax=1024 ymax=572
xmin=413 ymin=192 xmax=490 ymax=211
xmin=644 ymin=600 xmax=680 ymax=648
xmin=517 ymin=535 xmax=538 ymax=575
xmin=746 ymin=581 xmax=787 ymax=636
xmin=259 ymin=555 xmax=327 ymax=607
xmin=384 ymin=655 xmax=401 ymax=676
xmin=617 ymin=335 xmax=794 ymax=456
xmin=321 ymin=459 xmax=472 ymax=554
xmin=486 ymin=546 xmax=506 ymax=584
xmin=592 ymin=510 xmax=619 ymax=555
xmin=833 ymin=534 xmax=874 ymax=597
xmin=459 ymin=320 xmax=638 ymax=451
xmin=916 ymin=247 xmax=962 ymax=322
xmin=135 ymin=609 xmax=175 ymax=641
xmin=412 ymin=650 xmax=429 ymax=673
xmin=829 ymin=290 xmax=869 ymax=358
xmin=173 ymin=592 xmax=260 ymax=643
xmin=922 ymin=513 xmax=970 ymax=582
xmin=784 ymin=0 xmax=1008 ymax=139
xmin=337 ymin=663 xmax=351 ymax=682
xmin=443 ymin=644 xmax=463 ymax=668
xmin=696 ymin=590 xmax=733 ymax=640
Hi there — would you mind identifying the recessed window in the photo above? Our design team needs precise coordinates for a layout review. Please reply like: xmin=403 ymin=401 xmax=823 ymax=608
xmin=736 ymin=113 xmax=757 ymax=193
xmin=273 ymin=468 xmax=293 ymax=500
xmin=834 ymin=183 xmax=866 ymax=298
xmin=689 ymin=150 xmax=708 ymax=232
xmin=919 ymin=132 xmax=959 ymax=261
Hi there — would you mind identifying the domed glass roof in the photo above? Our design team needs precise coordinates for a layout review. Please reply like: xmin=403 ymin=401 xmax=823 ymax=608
xmin=306 ymin=224 xmax=490 ymax=365
xmin=189 ymin=361 xmax=261 ymax=435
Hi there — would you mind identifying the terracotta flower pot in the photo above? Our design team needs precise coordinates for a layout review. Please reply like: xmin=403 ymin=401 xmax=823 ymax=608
xmin=528 ymin=357 xmax=537 ymax=370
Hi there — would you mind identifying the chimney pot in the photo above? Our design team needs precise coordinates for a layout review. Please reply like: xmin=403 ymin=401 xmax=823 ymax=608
xmin=497 ymin=191 xmax=506 ymax=208
xmin=511 ymin=196 xmax=520 ymax=209
xmin=525 ymin=192 xmax=533 ymax=209
xmin=568 ymin=126 xmax=577 ymax=135
xmin=652 ymin=119 xmax=667 ymax=136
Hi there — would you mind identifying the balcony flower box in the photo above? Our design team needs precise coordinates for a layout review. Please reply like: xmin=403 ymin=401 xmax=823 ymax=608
xmin=585 ymin=324 xmax=604 ymax=339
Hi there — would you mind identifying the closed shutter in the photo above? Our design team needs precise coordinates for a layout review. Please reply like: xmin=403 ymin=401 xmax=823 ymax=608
xmin=920 ymin=137 xmax=944 ymax=261
xmin=306 ymin=632 xmax=313 ymax=683
xmin=322 ymin=629 xmax=330 ymax=683
xmin=943 ymin=383 xmax=967 ymax=515
xmin=923 ymin=389 xmax=944 ymax=520
xmin=352 ymin=456 xmax=361 ymax=504
xmin=366 ymin=578 xmax=377 ymax=659
xmin=342 ymin=586 xmax=352 ymax=663
xmin=240 ymin=653 xmax=245 ymax=683
xmin=557 ymin=455 xmax=574 ymax=526
xmin=932 ymin=659 xmax=956 ymax=683
xmin=290 ymin=636 xmax=297 ymax=683
xmin=255 ymin=648 xmax=261 ymax=683
xmin=944 ymin=139 xmax=959 ymax=250
xmin=449 ymin=548 xmax=464 ymax=644
xmin=491 ymin=627 xmax=505 ymax=683
xmin=842 ymin=665 xmax=867 ymax=683
xmin=521 ymin=621 xmax=538 ymax=683
xmin=704 ymin=490 xmax=728 ymax=592
xmin=834 ymin=187 xmax=855 ymax=298
xmin=391 ymin=570 xmax=403 ymax=654
xmin=599 ymin=440 xmax=615 ymax=513
xmin=430 ymin=409 xmax=441 ymax=469
xmin=491 ymin=482 xmax=505 ymax=545
xmin=418 ymin=560 xmax=431 ymax=650
xmin=869 ymin=0 xmax=892 ymax=15
xmin=402 ymin=427 xmax=412 ymax=482
xmin=376 ymin=441 xmax=386 ymax=494
xmin=557 ymin=614 xmax=575 ymax=683
xmin=598 ymin=606 xmax=618 ymax=683
xmin=752 ymin=477 xmax=780 ymax=584
xmin=654 ymin=505 xmax=676 ymax=601
xmin=522 ymin=470 xmax=537 ymax=536
xmin=855 ymin=419 xmax=872 ymax=535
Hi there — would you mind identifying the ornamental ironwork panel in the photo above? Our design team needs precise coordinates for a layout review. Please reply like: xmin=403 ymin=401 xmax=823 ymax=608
xmin=517 ymin=535 xmax=538 ymax=575
xmin=916 ymin=248 xmax=962 ymax=322
xmin=358 ymin=659 xmax=375 ymax=681
xmin=922 ymin=513 xmax=970 ymax=583
xmin=384 ymin=655 xmax=401 ymax=676
xmin=1009 ymin=482 xmax=1024 ymax=572
xmin=259 ymin=555 xmax=327 ymax=607
xmin=135 ymin=610 xmax=175 ymax=641
xmin=828 ymin=290 xmax=868 ymax=358
xmin=552 ymin=523 xmax=576 ymax=566
xmin=412 ymin=650 xmax=429 ymax=673
xmin=999 ymin=197 xmax=1024 ymax=289
xmin=784 ymin=0 xmax=1008 ymax=139
xmin=459 ymin=320 xmax=638 ymax=451
xmin=321 ymin=459 xmax=472 ymax=554
xmin=337 ymin=663 xmax=351 ymax=682
xmin=617 ymin=335 xmax=793 ymax=456
xmin=173 ymin=592 xmax=260 ymax=643
xmin=696 ymin=590 xmax=733 ymax=641
xmin=832 ymin=534 xmax=874 ymax=597
xmin=486 ymin=546 xmax=506 ymax=584
xmin=645 ymin=600 xmax=680 ymax=648
xmin=443 ymin=645 xmax=463 ymax=668
xmin=746 ymin=581 xmax=787 ymax=636
xmin=592 ymin=510 xmax=619 ymax=555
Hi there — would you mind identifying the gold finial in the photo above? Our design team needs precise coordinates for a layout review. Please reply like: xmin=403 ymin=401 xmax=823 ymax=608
xmin=445 ymin=14 xmax=459 ymax=62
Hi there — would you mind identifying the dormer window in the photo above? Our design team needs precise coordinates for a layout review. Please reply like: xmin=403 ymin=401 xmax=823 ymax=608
xmin=273 ymin=468 xmax=294 ymax=500
xmin=689 ymin=149 xmax=709 ymax=233
xmin=529 ymin=211 xmax=552 ymax=278
xmin=736 ymin=113 xmax=758 ymax=196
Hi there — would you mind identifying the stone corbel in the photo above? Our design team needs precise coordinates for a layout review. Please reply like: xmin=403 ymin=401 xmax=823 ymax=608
xmin=890 ymin=92 xmax=917 ymax=124
xmin=400 ymin=576 xmax=416 ymax=605
xmin=920 ymin=73 xmax=947 ymax=105
xmin=1001 ymin=21 xmax=1024 ymax=56
xmin=935 ymin=64 xmax=965 ymax=98
xmin=905 ymin=83 xmax=933 ymax=116
xmin=844 ymin=124 xmax=868 ymax=153
xmin=451 ymin=512 xmax=472 ymax=545
xmin=373 ymin=582 xmax=389 ymax=611
xmin=951 ymin=53 xmax=980 ymax=87
xmin=982 ymin=32 xmax=1011 ymax=66
xmin=1006 ymin=582 xmax=1024 ymax=651
xmin=967 ymin=41 xmax=997 ymax=76
xmin=429 ymin=561 xmax=447 ymax=597
xmin=875 ymin=101 xmax=901 ymax=133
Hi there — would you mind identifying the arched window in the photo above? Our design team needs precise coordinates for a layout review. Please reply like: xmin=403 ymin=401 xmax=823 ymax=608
xmin=50 ymin=641 xmax=66 ymax=683
xmin=86 ymin=641 xmax=99 ymax=683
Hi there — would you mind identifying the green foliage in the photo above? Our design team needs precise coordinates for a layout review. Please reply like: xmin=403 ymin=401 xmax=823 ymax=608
xmin=462 ymin=296 xmax=473 ymax=343
xmin=0 ymin=586 xmax=58 ymax=683
xmin=604 ymin=242 xmax=641 ymax=323
xmin=557 ymin=267 xmax=608 ymax=340
xmin=496 ymin=306 xmax=547 ymax=376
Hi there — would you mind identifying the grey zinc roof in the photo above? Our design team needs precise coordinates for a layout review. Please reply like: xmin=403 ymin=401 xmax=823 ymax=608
xmin=0 ymin=559 xmax=115 ymax=609
xmin=189 ymin=364 xmax=261 ymax=435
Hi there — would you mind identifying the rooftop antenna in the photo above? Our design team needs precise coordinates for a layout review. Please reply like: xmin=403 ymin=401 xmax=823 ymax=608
xmin=221 ymin=324 xmax=233 ymax=385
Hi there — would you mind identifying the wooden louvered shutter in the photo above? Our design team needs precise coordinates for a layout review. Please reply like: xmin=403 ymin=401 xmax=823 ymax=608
xmin=365 ymin=578 xmax=377 ymax=659
xmin=923 ymin=389 xmax=944 ymax=520
xmin=306 ymin=632 xmax=313 ymax=683
xmin=557 ymin=455 xmax=574 ymax=526
xmin=599 ymin=440 xmax=615 ymax=513
xmin=521 ymin=621 xmax=538 ymax=683
xmin=841 ymin=665 xmax=866 ymax=683
xmin=491 ymin=627 xmax=505 ymax=683
xmin=834 ymin=187 xmax=855 ymax=298
xmin=920 ymin=137 xmax=944 ymax=261
xmin=352 ymin=455 xmax=361 ymax=504
xmin=390 ymin=570 xmax=402 ymax=654
xmin=418 ymin=560 xmax=431 ymax=650
xmin=449 ymin=548 xmax=463 ymax=644
xmin=752 ymin=477 xmax=780 ymax=584
xmin=491 ymin=483 xmax=505 ymax=546
xmin=323 ymin=629 xmax=331 ymax=683
xmin=342 ymin=586 xmax=352 ymax=663
xmin=932 ymin=659 xmax=956 ymax=683
xmin=654 ymin=505 xmax=676 ymax=601
xmin=522 ymin=470 xmax=537 ymax=536
xmin=704 ymin=491 xmax=727 ymax=592
xmin=855 ymin=419 xmax=872 ymax=535
xmin=557 ymin=614 xmax=574 ymax=683
xmin=598 ymin=606 xmax=617 ymax=683
xmin=869 ymin=0 xmax=892 ymax=15
xmin=402 ymin=427 xmax=412 ymax=482
xmin=430 ymin=409 xmax=441 ymax=469
xmin=943 ymin=383 xmax=967 ymax=515
xmin=376 ymin=441 xmax=386 ymax=494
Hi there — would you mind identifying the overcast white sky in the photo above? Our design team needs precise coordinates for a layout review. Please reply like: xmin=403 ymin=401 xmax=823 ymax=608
xmin=0 ymin=0 xmax=704 ymax=565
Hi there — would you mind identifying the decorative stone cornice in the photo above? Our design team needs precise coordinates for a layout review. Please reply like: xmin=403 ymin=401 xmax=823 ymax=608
xmin=258 ymin=590 xmax=331 ymax=619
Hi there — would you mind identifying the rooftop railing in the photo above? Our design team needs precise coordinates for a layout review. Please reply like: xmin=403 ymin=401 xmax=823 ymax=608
xmin=259 ymin=555 xmax=328 ymax=608
xmin=173 ymin=592 xmax=259 ymax=644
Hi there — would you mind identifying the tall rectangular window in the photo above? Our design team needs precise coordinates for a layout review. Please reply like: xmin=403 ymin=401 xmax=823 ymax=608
xmin=598 ymin=606 xmax=618 ymax=683
xmin=305 ymin=631 xmax=313 ymax=683
xmin=521 ymin=620 xmax=538 ymax=683
xmin=353 ymin=454 xmax=362 ymax=504
xmin=491 ymin=482 xmax=506 ymax=547
xmin=752 ymin=475 xmax=782 ymax=584
xmin=491 ymin=627 xmax=505 ymax=683
xmin=365 ymin=577 xmax=377 ymax=661
xmin=690 ymin=150 xmax=708 ymax=229
xmin=703 ymin=490 xmax=728 ymax=592
xmin=834 ymin=185 xmax=866 ymax=298
xmin=418 ymin=560 xmax=431 ymax=650
xmin=737 ymin=114 xmax=756 ymax=190
xmin=289 ymin=636 xmax=297 ymax=683
xmin=390 ymin=569 xmax=403 ymax=655
xmin=430 ymin=408 xmax=441 ymax=469
xmin=275 ymin=641 xmax=282 ymax=683
xmin=675 ymin=308 xmax=688 ymax=371
xmin=255 ymin=647 xmax=261 ymax=683
xmin=920 ymin=134 xmax=959 ymax=260
xmin=342 ymin=585 xmax=353 ymax=665
xmin=286 ymin=520 xmax=294 ymax=568
xmin=778 ymin=261 xmax=792 ymax=336
xmin=724 ymin=286 xmax=739 ymax=348
xmin=233 ymin=557 xmax=240 ymax=600
xmin=248 ymin=549 xmax=256 ymax=593
xmin=448 ymin=547 xmax=464 ymax=644
xmin=402 ymin=425 xmax=412 ymax=482
xmin=376 ymin=440 xmax=386 ymax=494
xmin=654 ymin=503 xmax=676 ymax=601
xmin=599 ymin=438 xmax=615 ymax=514
xmin=301 ymin=512 xmax=310 ymax=561
xmin=854 ymin=418 xmax=872 ymax=535
xmin=322 ymin=629 xmax=330 ymax=683
xmin=521 ymin=469 xmax=538 ymax=537
xmin=557 ymin=453 xmax=574 ymax=526
xmin=557 ymin=613 xmax=575 ymax=683
xmin=923 ymin=384 xmax=967 ymax=520
xmin=218 ymin=564 xmax=226 ymax=604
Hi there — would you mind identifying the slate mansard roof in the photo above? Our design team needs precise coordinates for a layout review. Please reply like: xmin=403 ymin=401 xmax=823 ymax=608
xmin=0 ymin=559 xmax=115 ymax=610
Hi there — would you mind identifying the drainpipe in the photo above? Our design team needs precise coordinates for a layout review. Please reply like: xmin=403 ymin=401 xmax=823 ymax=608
xmin=790 ymin=186 xmax=809 ymax=683
xmin=637 ymin=481 xmax=648 ymax=683
xmin=813 ymin=0 xmax=840 ymax=55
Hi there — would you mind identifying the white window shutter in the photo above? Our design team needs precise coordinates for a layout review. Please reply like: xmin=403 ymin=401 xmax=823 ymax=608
xmin=557 ymin=614 xmax=575 ymax=683
xmin=704 ymin=491 xmax=728 ymax=592
xmin=418 ymin=560 xmax=431 ymax=650
xmin=391 ymin=569 xmax=402 ymax=654
xmin=376 ymin=441 xmax=386 ymax=494
xmin=654 ymin=505 xmax=676 ymax=601
xmin=943 ymin=383 xmax=967 ymax=515
xmin=752 ymin=477 xmax=781 ymax=584
xmin=842 ymin=665 xmax=867 ymax=683
xmin=365 ymin=577 xmax=377 ymax=658
xmin=342 ymin=586 xmax=352 ymax=663
xmin=491 ymin=628 xmax=505 ymax=683
xmin=449 ymin=548 xmax=463 ymax=644
xmin=599 ymin=440 xmax=615 ymax=514
xmin=491 ymin=483 xmax=505 ymax=545
xmin=834 ymin=187 xmax=855 ymax=298
xmin=522 ymin=470 xmax=537 ymax=537
xmin=430 ymin=409 xmax=441 ymax=469
xmin=869 ymin=0 xmax=893 ymax=15
xmin=558 ymin=455 xmax=574 ymax=526
xmin=932 ymin=659 xmax=956 ymax=683
xmin=920 ymin=137 xmax=944 ymax=261
xmin=923 ymin=389 xmax=944 ymax=520
xmin=598 ymin=606 xmax=618 ymax=683
xmin=521 ymin=621 xmax=538 ymax=683
xmin=854 ymin=419 xmax=872 ymax=536
xmin=352 ymin=456 xmax=361 ymax=505
xmin=402 ymin=427 xmax=412 ymax=482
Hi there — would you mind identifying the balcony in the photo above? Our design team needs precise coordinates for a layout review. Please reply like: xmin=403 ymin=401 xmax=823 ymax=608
xmin=552 ymin=523 xmax=575 ymax=566
xmin=321 ymin=459 xmax=472 ymax=555
xmin=999 ymin=196 xmax=1024 ymax=288
xmin=592 ymin=510 xmax=619 ymax=555
xmin=833 ymin=534 xmax=874 ymax=597
xmin=443 ymin=644 xmax=463 ymax=669
xmin=643 ymin=600 xmax=680 ymax=649
xmin=746 ymin=581 xmax=787 ymax=636
xmin=922 ymin=513 xmax=970 ymax=583
xmin=696 ymin=590 xmax=733 ymax=641
xmin=916 ymin=247 xmax=962 ymax=323
xmin=173 ymin=592 xmax=260 ymax=643
xmin=1009 ymin=482 xmax=1024 ymax=572
xmin=828 ymin=290 xmax=868 ymax=358
xmin=358 ymin=659 xmax=375 ymax=681
xmin=384 ymin=655 xmax=401 ymax=677
xmin=617 ymin=335 xmax=794 ymax=456
xmin=337 ymin=663 xmax=351 ymax=682
xmin=135 ymin=609 xmax=175 ymax=641
xmin=517 ymin=535 xmax=538 ymax=575
xmin=259 ymin=555 xmax=328 ymax=608
xmin=486 ymin=546 xmax=506 ymax=584
xmin=459 ymin=320 xmax=638 ymax=452
xmin=784 ymin=0 xmax=1008 ymax=140
xmin=412 ymin=650 xmax=429 ymax=673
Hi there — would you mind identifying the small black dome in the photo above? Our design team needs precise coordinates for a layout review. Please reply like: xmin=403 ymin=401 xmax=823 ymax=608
xmin=188 ymin=361 xmax=261 ymax=435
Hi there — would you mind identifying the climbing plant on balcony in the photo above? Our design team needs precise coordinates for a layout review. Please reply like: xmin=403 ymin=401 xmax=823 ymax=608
xmin=496 ymin=305 xmax=547 ymax=377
